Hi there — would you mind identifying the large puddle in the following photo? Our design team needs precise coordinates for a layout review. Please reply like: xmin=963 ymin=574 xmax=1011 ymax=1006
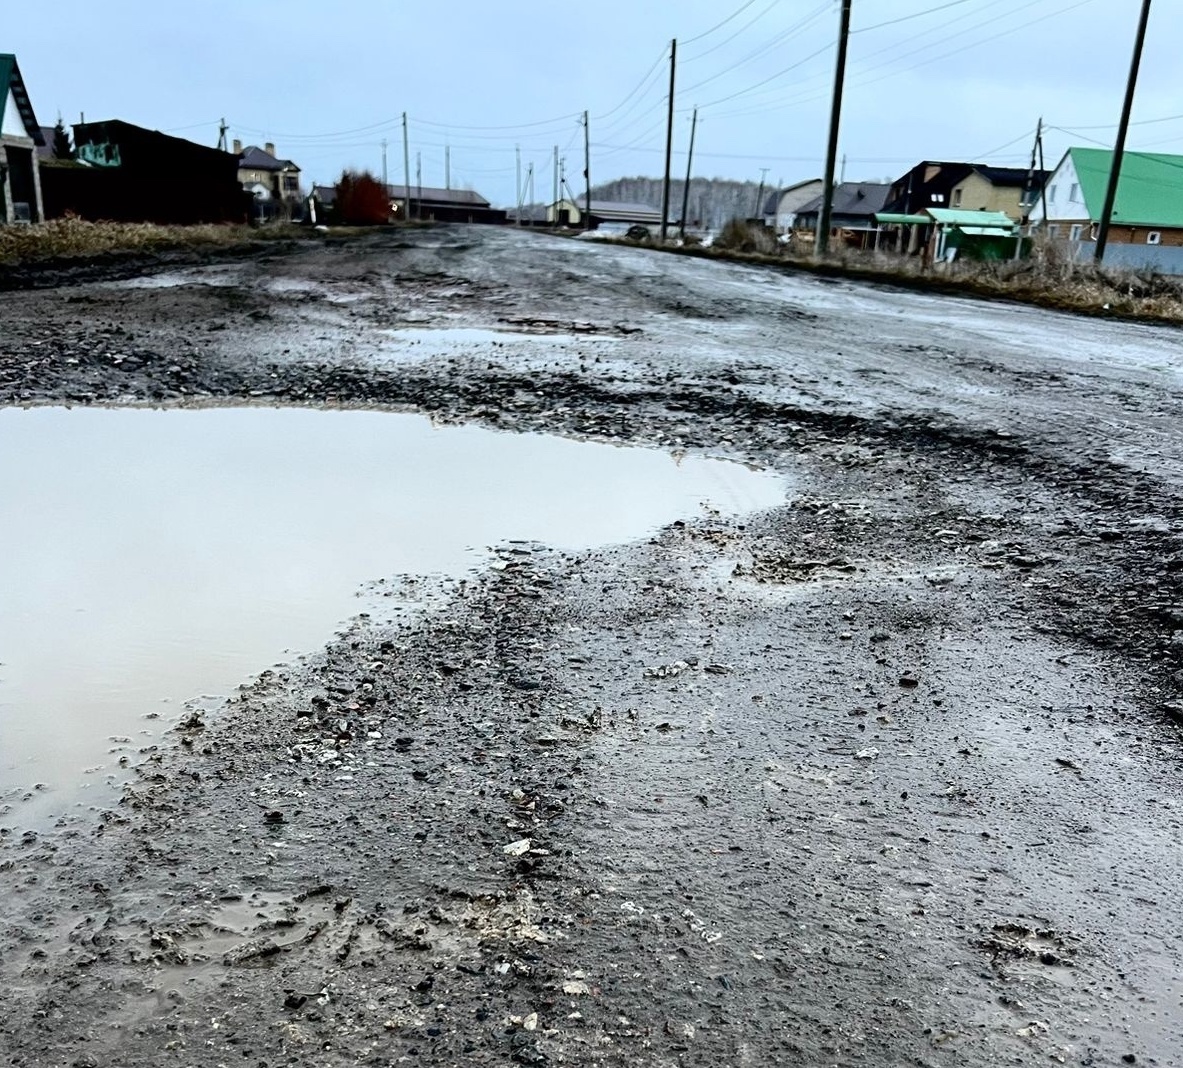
xmin=0 ymin=406 xmax=782 ymax=822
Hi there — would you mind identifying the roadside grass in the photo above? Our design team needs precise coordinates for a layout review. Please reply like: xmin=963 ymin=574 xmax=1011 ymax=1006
xmin=0 ymin=217 xmax=400 ymax=266
xmin=601 ymin=222 xmax=1183 ymax=325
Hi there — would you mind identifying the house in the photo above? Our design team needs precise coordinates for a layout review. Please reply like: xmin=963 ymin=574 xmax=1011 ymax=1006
xmin=762 ymin=178 xmax=824 ymax=232
xmin=948 ymin=165 xmax=1048 ymax=223
xmin=884 ymin=160 xmax=976 ymax=216
xmin=387 ymin=183 xmax=505 ymax=224
xmin=794 ymin=182 xmax=892 ymax=247
xmin=1030 ymin=146 xmax=1183 ymax=247
xmin=548 ymin=198 xmax=663 ymax=229
xmin=42 ymin=120 xmax=248 ymax=223
xmin=234 ymin=139 xmax=302 ymax=218
xmin=0 ymin=53 xmax=46 ymax=223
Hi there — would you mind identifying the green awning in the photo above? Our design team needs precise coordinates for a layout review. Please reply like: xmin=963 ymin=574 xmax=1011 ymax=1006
xmin=874 ymin=213 xmax=928 ymax=225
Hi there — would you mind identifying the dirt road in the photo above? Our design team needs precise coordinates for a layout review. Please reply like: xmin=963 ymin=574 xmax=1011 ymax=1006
xmin=2 ymin=226 xmax=1181 ymax=1066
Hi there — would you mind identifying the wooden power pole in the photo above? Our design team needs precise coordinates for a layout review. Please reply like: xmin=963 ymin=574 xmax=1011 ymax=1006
xmin=680 ymin=107 xmax=698 ymax=240
xmin=660 ymin=38 xmax=677 ymax=243
xmin=817 ymin=0 xmax=852 ymax=256
xmin=583 ymin=110 xmax=591 ymax=231
xmin=1095 ymin=0 xmax=1153 ymax=263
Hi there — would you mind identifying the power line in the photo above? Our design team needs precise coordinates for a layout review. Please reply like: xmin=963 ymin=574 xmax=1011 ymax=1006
xmin=680 ymin=3 xmax=830 ymax=95
xmin=413 ymin=113 xmax=575 ymax=132
xmin=682 ymin=0 xmax=780 ymax=62
xmin=594 ymin=45 xmax=669 ymax=119
xmin=853 ymin=0 xmax=979 ymax=34
xmin=682 ymin=0 xmax=762 ymax=45
xmin=698 ymin=42 xmax=834 ymax=109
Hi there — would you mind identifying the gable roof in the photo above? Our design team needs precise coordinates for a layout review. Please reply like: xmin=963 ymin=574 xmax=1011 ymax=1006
xmin=239 ymin=145 xmax=299 ymax=172
xmin=1067 ymin=146 xmax=1183 ymax=228
xmin=0 ymin=54 xmax=45 ymax=144
xmin=798 ymin=182 xmax=892 ymax=217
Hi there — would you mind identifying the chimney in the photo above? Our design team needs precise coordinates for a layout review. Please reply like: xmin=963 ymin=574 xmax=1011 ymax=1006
xmin=265 ymin=142 xmax=275 ymax=158
xmin=232 ymin=138 xmax=242 ymax=155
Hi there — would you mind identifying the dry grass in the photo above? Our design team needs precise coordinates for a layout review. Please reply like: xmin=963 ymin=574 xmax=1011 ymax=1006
xmin=0 ymin=217 xmax=300 ymax=266
xmin=645 ymin=224 xmax=1183 ymax=325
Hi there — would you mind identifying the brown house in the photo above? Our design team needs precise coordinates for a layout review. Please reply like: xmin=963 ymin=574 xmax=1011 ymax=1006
xmin=949 ymin=166 xmax=1048 ymax=223
xmin=0 ymin=53 xmax=45 ymax=223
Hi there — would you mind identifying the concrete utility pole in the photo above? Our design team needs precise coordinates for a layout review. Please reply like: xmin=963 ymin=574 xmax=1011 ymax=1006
xmin=381 ymin=139 xmax=388 ymax=189
xmin=401 ymin=112 xmax=412 ymax=223
xmin=583 ymin=110 xmax=591 ymax=231
xmin=817 ymin=0 xmax=852 ymax=256
xmin=445 ymin=145 xmax=450 ymax=190
xmin=680 ymin=107 xmax=698 ymax=240
xmin=516 ymin=144 xmax=522 ymax=225
xmin=217 ymin=118 xmax=228 ymax=151
xmin=660 ymin=38 xmax=677 ymax=243
xmin=416 ymin=151 xmax=422 ymax=220
xmin=1096 ymin=0 xmax=1152 ymax=263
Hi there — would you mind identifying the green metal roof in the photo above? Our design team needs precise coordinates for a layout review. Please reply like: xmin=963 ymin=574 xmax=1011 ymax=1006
xmin=1069 ymin=146 xmax=1183 ymax=228
xmin=0 ymin=53 xmax=44 ymax=143
xmin=924 ymin=208 xmax=1016 ymax=229
xmin=874 ymin=212 xmax=929 ymax=225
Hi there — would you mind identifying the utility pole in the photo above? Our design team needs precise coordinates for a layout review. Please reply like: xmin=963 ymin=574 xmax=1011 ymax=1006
xmin=381 ymin=138 xmax=388 ymax=190
xmin=401 ymin=112 xmax=412 ymax=223
xmin=1096 ymin=0 xmax=1152 ymax=263
xmin=516 ymin=144 xmax=522 ymax=225
xmin=217 ymin=118 xmax=228 ymax=151
xmin=526 ymin=162 xmax=534 ymax=220
xmin=416 ymin=151 xmax=422 ymax=220
xmin=445 ymin=145 xmax=450 ymax=190
xmin=754 ymin=167 xmax=769 ymax=218
xmin=660 ymin=38 xmax=677 ymax=243
xmin=1037 ymin=129 xmax=1048 ymax=223
xmin=1015 ymin=118 xmax=1043 ymax=261
xmin=583 ymin=110 xmax=592 ymax=231
xmin=817 ymin=0 xmax=852 ymax=256
xmin=680 ymin=107 xmax=698 ymax=240
xmin=553 ymin=144 xmax=559 ymax=223
xmin=840 ymin=154 xmax=847 ymax=183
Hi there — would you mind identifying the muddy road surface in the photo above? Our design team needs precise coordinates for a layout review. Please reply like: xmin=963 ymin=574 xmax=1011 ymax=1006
xmin=2 ymin=226 xmax=1182 ymax=1067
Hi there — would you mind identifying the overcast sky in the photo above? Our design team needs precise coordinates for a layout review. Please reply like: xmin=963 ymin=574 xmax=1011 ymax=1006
xmin=7 ymin=0 xmax=1180 ymax=206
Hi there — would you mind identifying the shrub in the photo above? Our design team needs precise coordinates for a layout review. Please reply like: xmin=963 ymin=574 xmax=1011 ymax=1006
xmin=714 ymin=218 xmax=777 ymax=255
xmin=334 ymin=171 xmax=390 ymax=226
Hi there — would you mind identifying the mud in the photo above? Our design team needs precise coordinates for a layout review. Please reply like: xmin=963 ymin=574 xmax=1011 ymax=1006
xmin=1 ymin=225 xmax=1182 ymax=1066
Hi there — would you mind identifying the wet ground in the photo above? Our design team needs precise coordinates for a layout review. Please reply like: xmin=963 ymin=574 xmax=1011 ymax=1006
xmin=1 ymin=225 xmax=1182 ymax=1066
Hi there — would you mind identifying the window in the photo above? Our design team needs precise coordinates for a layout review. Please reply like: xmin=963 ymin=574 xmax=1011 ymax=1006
xmin=1049 ymin=184 xmax=1057 ymax=202
xmin=931 ymin=193 xmax=944 ymax=204
xmin=952 ymin=189 xmax=962 ymax=207
xmin=1070 ymin=224 xmax=1083 ymax=241
xmin=1048 ymin=224 xmax=1060 ymax=237
xmin=1148 ymin=231 xmax=1162 ymax=245
xmin=1069 ymin=182 xmax=1079 ymax=202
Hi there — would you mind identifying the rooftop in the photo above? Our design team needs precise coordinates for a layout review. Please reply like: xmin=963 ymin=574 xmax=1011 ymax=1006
xmin=1068 ymin=146 xmax=1183 ymax=228
xmin=0 ymin=53 xmax=45 ymax=144
xmin=388 ymin=184 xmax=490 ymax=207
xmin=798 ymin=182 xmax=892 ymax=217
xmin=239 ymin=145 xmax=299 ymax=172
